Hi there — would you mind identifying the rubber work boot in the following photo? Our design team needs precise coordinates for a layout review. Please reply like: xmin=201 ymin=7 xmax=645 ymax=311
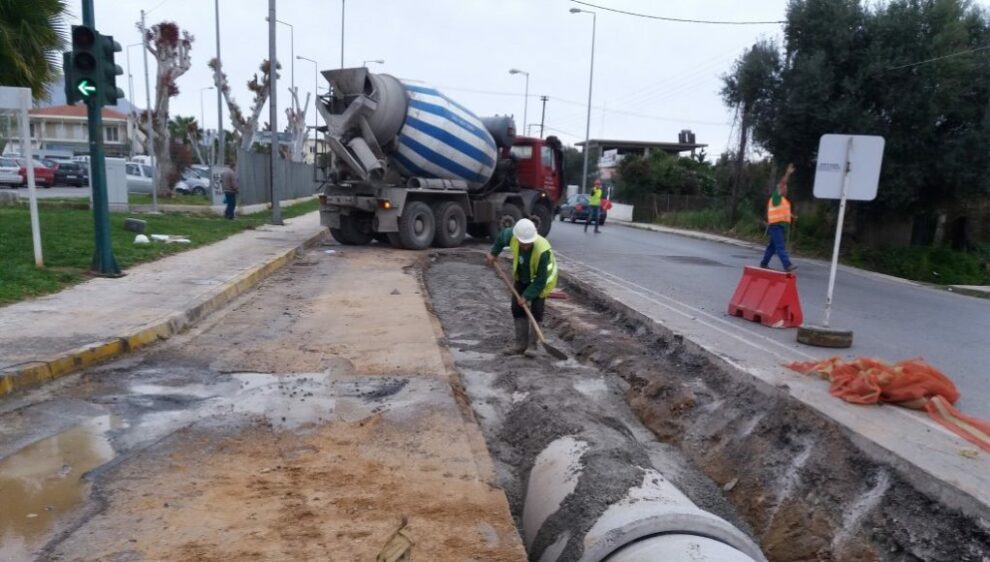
xmin=524 ymin=323 xmax=540 ymax=358
xmin=503 ymin=318 xmax=529 ymax=356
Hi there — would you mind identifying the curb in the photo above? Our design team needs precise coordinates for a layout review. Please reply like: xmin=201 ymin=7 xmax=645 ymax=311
xmin=0 ymin=228 xmax=328 ymax=398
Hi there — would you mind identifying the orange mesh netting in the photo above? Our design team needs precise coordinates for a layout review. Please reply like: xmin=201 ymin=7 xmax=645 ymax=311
xmin=788 ymin=357 xmax=990 ymax=453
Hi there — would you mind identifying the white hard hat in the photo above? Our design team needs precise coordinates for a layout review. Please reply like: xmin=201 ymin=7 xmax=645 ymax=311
xmin=513 ymin=218 xmax=538 ymax=244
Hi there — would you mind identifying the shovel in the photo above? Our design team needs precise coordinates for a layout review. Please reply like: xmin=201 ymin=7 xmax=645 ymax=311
xmin=492 ymin=261 xmax=568 ymax=360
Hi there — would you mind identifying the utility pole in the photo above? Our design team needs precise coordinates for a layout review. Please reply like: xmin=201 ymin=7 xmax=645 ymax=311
xmin=214 ymin=0 xmax=224 ymax=197
xmin=125 ymin=43 xmax=141 ymax=159
xmin=340 ymin=0 xmax=346 ymax=68
xmin=269 ymin=0 xmax=282 ymax=224
xmin=539 ymin=95 xmax=548 ymax=138
xmin=140 ymin=9 xmax=158 ymax=212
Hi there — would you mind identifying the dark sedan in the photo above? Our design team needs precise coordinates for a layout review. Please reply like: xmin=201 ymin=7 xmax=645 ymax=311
xmin=52 ymin=161 xmax=89 ymax=187
xmin=556 ymin=194 xmax=608 ymax=225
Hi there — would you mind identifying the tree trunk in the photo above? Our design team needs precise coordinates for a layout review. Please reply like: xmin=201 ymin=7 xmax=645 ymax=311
xmin=730 ymin=109 xmax=749 ymax=226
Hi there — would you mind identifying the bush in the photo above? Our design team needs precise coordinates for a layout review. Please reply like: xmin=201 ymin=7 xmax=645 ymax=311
xmin=846 ymin=246 xmax=989 ymax=285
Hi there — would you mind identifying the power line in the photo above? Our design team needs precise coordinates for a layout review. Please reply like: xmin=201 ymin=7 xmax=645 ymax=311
xmin=569 ymin=1 xmax=785 ymax=25
xmin=887 ymin=45 xmax=990 ymax=71
xmin=146 ymin=0 xmax=173 ymax=14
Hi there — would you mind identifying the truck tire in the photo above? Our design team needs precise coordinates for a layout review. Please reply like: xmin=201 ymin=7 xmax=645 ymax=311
xmin=386 ymin=232 xmax=405 ymax=248
xmin=431 ymin=201 xmax=467 ymax=248
xmin=397 ymin=200 xmax=435 ymax=250
xmin=530 ymin=202 xmax=553 ymax=237
xmin=330 ymin=215 xmax=373 ymax=246
xmin=488 ymin=202 xmax=523 ymax=238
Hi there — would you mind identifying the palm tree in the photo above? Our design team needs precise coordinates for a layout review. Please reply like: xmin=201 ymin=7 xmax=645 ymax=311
xmin=0 ymin=0 xmax=69 ymax=100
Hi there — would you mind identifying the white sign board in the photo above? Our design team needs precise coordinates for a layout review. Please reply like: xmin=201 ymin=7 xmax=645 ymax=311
xmin=812 ymin=134 xmax=885 ymax=201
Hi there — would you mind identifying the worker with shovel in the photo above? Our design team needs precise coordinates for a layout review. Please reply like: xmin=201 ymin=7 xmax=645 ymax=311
xmin=486 ymin=218 xmax=559 ymax=357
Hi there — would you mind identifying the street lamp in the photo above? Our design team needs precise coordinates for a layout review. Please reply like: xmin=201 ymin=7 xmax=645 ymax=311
xmin=362 ymin=59 xmax=384 ymax=67
xmin=296 ymin=55 xmax=319 ymax=161
xmin=200 ymin=86 xmax=214 ymax=164
xmin=266 ymin=16 xmax=294 ymax=93
xmin=570 ymin=7 xmax=597 ymax=194
xmin=125 ymin=42 xmax=142 ymax=158
xmin=509 ymin=68 xmax=529 ymax=134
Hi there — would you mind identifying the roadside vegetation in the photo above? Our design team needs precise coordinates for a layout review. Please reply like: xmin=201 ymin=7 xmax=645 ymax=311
xmin=0 ymin=199 xmax=319 ymax=305
xmin=128 ymin=193 xmax=211 ymax=206
xmin=612 ymin=0 xmax=990 ymax=287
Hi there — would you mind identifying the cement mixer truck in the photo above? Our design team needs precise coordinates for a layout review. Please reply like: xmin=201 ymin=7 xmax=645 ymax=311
xmin=313 ymin=67 xmax=564 ymax=249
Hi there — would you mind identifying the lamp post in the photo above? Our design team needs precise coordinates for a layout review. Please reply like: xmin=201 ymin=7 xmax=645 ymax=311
xmin=125 ymin=42 xmax=142 ymax=159
xmin=340 ymin=0 xmax=346 ymax=68
xmin=200 ymin=86 xmax=214 ymax=164
xmin=509 ymin=68 xmax=529 ymax=134
xmin=362 ymin=59 xmax=384 ymax=67
xmin=296 ymin=55 xmax=319 ymax=161
xmin=570 ymin=7 xmax=597 ymax=194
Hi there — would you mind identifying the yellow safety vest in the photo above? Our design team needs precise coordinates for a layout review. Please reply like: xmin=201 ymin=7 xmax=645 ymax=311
xmin=510 ymin=235 xmax=558 ymax=298
xmin=588 ymin=188 xmax=602 ymax=206
xmin=767 ymin=196 xmax=792 ymax=224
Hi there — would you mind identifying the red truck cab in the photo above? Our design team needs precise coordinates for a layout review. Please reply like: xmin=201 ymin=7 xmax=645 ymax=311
xmin=510 ymin=136 xmax=564 ymax=206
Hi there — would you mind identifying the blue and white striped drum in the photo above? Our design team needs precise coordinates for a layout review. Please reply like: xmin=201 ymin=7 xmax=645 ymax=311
xmin=393 ymin=83 xmax=498 ymax=190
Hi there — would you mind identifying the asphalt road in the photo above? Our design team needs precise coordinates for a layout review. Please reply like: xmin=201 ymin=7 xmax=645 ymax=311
xmin=547 ymin=219 xmax=990 ymax=417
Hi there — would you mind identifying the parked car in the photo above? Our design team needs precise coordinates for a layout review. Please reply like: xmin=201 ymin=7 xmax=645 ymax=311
xmin=174 ymin=169 xmax=209 ymax=195
xmin=14 ymin=158 xmax=54 ymax=188
xmin=53 ymin=161 xmax=90 ymax=187
xmin=0 ymin=157 xmax=21 ymax=187
xmin=125 ymin=162 xmax=154 ymax=193
xmin=556 ymin=194 xmax=608 ymax=225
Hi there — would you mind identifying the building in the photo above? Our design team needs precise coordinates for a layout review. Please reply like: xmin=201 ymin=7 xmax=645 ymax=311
xmin=301 ymin=136 xmax=328 ymax=165
xmin=576 ymin=133 xmax=708 ymax=182
xmin=3 ymin=105 xmax=135 ymax=158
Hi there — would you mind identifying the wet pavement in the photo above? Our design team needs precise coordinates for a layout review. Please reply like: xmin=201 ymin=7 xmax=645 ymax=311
xmin=0 ymin=247 xmax=524 ymax=561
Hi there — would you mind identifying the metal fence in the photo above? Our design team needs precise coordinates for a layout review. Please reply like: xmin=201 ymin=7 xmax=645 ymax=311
xmin=235 ymin=150 xmax=319 ymax=206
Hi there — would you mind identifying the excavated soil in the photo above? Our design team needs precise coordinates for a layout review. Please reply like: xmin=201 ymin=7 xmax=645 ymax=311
xmin=424 ymin=253 xmax=990 ymax=562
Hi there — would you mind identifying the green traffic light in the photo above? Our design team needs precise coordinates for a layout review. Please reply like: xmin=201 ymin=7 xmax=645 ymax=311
xmin=77 ymin=79 xmax=96 ymax=98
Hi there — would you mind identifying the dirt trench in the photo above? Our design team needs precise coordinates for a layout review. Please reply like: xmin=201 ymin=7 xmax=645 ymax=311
xmin=423 ymin=253 xmax=990 ymax=562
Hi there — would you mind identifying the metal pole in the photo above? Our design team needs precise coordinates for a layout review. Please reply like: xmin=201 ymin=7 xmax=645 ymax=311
xmin=340 ymin=0 xmax=345 ymax=68
xmin=214 ymin=0 xmax=224 ymax=199
xmin=18 ymin=90 xmax=42 ymax=266
xmin=523 ymin=72 xmax=529 ymax=134
xmin=200 ymin=86 xmax=212 ymax=164
xmin=269 ymin=0 xmax=282 ymax=224
xmin=539 ymin=95 xmax=548 ymax=138
xmin=140 ymin=9 xmax=158 ymax=212
xmin=823 ymin=137 xmax=854 ymax=328
xmin=577 ymin=10 xmax=597 ymax=194
xmin=83 ymin=0 xmax=120 ymax=275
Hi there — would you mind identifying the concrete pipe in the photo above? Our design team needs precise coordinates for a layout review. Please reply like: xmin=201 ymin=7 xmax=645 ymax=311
xmin=523 ymin=436 xmax=766 ymax=562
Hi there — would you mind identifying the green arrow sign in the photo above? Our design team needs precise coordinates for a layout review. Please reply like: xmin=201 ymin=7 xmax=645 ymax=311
xmin=77 ymin=79 xmax=96 ymax=97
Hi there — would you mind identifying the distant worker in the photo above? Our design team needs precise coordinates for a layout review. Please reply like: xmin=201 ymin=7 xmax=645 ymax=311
xmin=585 ymin=179 xmax=603 ymax=233
xmin=221 ymin=160 xmax=238 ymax=220
xmin=761 ymin=163 xmax=797 ymax=272
xmin=486 ymin=218 xmax=559 ymax=357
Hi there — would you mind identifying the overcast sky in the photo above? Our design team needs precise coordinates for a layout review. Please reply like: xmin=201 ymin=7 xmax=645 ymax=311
xmin=71 ymin=0 xmax=797 ymax=155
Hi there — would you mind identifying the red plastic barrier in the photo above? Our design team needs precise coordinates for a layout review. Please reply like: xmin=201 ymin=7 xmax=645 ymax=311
xmin=727 ymin=266 xmax=803 ymax=328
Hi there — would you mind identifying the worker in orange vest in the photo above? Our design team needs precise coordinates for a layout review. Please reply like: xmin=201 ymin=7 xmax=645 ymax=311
xmin=760 ymin=163 xmax=797 ymax=272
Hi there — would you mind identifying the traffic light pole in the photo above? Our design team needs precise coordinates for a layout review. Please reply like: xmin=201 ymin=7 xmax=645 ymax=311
xmin=82 ymin=0 xmax=121 ymax=276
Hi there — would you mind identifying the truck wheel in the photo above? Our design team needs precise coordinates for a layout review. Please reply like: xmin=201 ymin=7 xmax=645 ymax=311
xmin=488 ymin=202 xmax=522 ymax=237
xmin=398 ymin=200 xmax=435 ymax=250
xmin=530 ymin=203 xmax=553 ymax=237
xmin=467 ymin=224 xmax=489 ymax=239
xmin=432 ymin=201 xmax=467 ymax=248
xmin=330 ymin=215 xmax=373 ymax=245
xmin=387 ymin=232 xmax=404 ymax=248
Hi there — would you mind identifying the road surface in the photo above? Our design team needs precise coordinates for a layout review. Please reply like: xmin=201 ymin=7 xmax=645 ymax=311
xmin=547 ymin=220 xmax=990 ymax=417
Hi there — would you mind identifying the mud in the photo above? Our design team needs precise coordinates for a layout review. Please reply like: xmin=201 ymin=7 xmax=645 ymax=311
xmin=425 ymin=253 xmax=990 ymax=562
xmin=424 ymin=255 xmax=756 ymax=561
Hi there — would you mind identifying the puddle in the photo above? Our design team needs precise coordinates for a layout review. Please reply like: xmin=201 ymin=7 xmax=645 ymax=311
xmin=0 ymin=415 xmax=119 ymax=561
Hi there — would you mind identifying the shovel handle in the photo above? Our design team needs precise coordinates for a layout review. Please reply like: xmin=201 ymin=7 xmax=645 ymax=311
xmin=492 ymin=260 xmax=549 ymax=345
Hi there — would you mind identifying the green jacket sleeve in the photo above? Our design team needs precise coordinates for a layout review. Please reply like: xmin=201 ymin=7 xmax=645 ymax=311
xmin=522 ymin=251 xmax=551 ymax=300
xmin=490 ymin=227 xmax=514 ymax=255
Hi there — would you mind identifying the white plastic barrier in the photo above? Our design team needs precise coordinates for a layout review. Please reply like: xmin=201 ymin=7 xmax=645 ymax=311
xmin=608 ymin=203 xmax=634 ymax=222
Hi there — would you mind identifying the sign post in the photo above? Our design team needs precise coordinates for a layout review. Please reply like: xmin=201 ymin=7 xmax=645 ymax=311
xmin=797 ymin=134 xmax=884 ymax=348
xmin=0 ymin=87 xmax=42 ymax=266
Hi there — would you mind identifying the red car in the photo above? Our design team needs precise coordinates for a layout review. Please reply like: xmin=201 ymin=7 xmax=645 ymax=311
xmin=15 ymin=158 xmax=54 ymax=188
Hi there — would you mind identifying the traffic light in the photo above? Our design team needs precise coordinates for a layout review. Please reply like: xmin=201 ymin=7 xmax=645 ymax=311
xmin=63 ymin=25 xmax=124 ymax=107
xmin=98 ymin=34 xmax=124 ymax=107
xmin=66 ymin=25 xmax=99 ymax=105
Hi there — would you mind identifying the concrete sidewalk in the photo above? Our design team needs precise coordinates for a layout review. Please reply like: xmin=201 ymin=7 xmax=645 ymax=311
xmin=0 ymin=211 xmax=327 ymax=397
